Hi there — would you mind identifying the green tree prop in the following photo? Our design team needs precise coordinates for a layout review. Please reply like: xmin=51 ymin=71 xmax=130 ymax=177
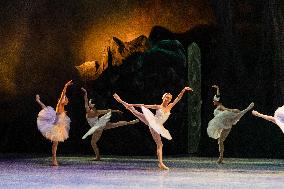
xmin=187 ymin=42 xmax=201 ymax=153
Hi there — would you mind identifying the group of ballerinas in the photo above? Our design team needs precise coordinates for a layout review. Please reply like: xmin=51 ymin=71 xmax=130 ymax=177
xmin=36 ymin=80 xmax=139 ymax=166
xmin=35 ymin=80 xmax=284 ymax=169
xmin=36 ymin=80 xmax=191 ymax=169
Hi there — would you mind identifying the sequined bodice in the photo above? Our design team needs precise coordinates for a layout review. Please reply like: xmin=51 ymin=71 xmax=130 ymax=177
xmin=213 ymin=106 xmax=223 ymax=116
xmin=155 ymin=109 xmax=170 ymax=124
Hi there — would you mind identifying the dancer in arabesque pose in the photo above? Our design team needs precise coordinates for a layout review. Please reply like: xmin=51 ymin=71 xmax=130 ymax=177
xmin=113 ymin=86 xmax=192 ymax=170
xmin=81 ymin=87 xmax=139 ymax=160
xmin=207 ymin=85 xmax=254 ymax=164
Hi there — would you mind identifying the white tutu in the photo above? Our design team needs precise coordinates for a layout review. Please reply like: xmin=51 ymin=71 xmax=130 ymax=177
xmin=37 ymin=106 xmax=70 ymax=142
xmin=82 ymin=111 xmax=111 ymax=139
xmin=274 ymin=106 xmax=284 ymax=133
xmin=141 ymin=107 xmax=172 ymax=140
xmin=207 ymin=103 xmax=254 ymax=139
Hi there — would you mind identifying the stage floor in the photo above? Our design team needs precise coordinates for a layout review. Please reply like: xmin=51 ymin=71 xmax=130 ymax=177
xmin=0 ymin=155 xmax=283 ymax=189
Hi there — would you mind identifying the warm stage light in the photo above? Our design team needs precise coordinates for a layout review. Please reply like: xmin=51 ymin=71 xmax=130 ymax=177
xmin=77 ymin=0 xmax=215 ymax=80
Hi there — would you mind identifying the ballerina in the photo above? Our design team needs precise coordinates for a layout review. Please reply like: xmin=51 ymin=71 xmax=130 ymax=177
xmin=81 ymin=88 xmax=139 ymax=161
xmin=36 ymin=80 xmax=73 ymax=166
xmin=252 ymin=107 xmax=284 ymax=133
xmin=113 ymin=86 xmax=192 ymax=170
xmin=207 ymin=85 xmax=254 ymax=164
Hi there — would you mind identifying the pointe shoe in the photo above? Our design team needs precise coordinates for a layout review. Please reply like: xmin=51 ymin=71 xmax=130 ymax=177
xmin=52 ymin=156 xmax=59 ymax=166
xmin=158 ymin=163 xmax=169 ymax=170
xmin=248 ymin=102 xmax=254 ymax=110
xmin=93 ymin=157 xmax=101 ymax=161
xmin=252 ymin=110 xmax=259 ymax=116
xmin=113 ymin=93 xmax=122 ymax=103
xmin=35 ymin=94 xmax=40 ymax=101
xmin=217 ymin=157 xmax=224 ymax=164
xmin=52 ymin=160 xmax=59 ymax=166
xmin=113 ymin=93 xmax=132 ymax=109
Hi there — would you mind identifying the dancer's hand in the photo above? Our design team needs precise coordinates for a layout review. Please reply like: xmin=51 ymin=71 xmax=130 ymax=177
xmin=65 ymin=80 xmax=73 ymax=87
xmin=81 ymin=87 xmax=87 ymax=93
xmin=212 ymin=85 xmax=219 ymax=89
xmin=36 ymin=94 xmax=40 ymax=101
xmin=184 ymin=87 xmax=193 ymax=92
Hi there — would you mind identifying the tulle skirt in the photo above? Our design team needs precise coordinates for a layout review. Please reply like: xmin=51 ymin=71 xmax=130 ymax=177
xmin=141 ymin=107 xmax=172 ymax=140
xmin=274 ymin=106 xmax=284 ymax=133
xmin=37 ymin=106 xmax=70 ymax=142
xmin=82 ymin=112 xmax=111 ymax=139
xmin=207 ymin=103 xmax=254 ymax=139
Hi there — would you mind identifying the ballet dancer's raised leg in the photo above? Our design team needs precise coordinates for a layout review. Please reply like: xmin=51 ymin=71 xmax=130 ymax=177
xmin=252 ymin=110 xmax=276 ymax=124
xmin=113 ymin=93 xmax=169 ymax=170
xmin=104 ymin=119 xmax=140 ymax=130
xmin=36 ymin=95 xmax=47 ymax=109
xmin=113 ymin=94 xmax=148 ymax=124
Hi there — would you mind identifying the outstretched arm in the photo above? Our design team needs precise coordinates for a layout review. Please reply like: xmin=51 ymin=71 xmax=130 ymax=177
xmin=169 ymin=87 xmax=193 ymax=108
xmin=35 ymin=94 xmax=47 ymax=109
xmin=130 ymin=103 xmax=160 ymax=109
xmin=212 ymin=85 xmax=220 ymax=98
xmin=81 ymin=87 xmax=91 ymax=113
xmin=143 ymin=104 xmax=160 ymax=109
xmin=129 ymin=103 xmax=160 ymax=109
xmin=212 ymin=86 xmax=239 ymax=113
xmin=56 ymin=80 xmax=73 ymax=111
xmin=130 ymin=104 xmax=144 ymax=107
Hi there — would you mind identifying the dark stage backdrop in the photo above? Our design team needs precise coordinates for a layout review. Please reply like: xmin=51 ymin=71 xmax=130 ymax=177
xmin=0 ymin=0 xmax=283 ymax=158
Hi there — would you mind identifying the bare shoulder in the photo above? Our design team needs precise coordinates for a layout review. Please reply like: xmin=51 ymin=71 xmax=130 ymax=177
xmin=89 ymin=110 xmax=99 ymax=117
xmin=217 ymin=104 xmax=225 ymax=110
